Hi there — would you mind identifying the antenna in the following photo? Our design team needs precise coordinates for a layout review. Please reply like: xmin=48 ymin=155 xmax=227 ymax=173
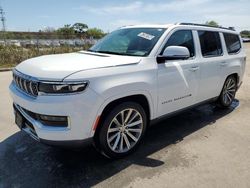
xmin=0 ymin=6 xmax=6 ymax=32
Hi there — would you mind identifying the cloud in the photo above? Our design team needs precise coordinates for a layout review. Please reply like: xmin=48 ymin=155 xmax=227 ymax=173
xmin=78 ymin=1 xmax=143 ymax=14
xmin=110 ymin=19 xmax=150 ymax=29
xmin=77 ymin=0 xmax=250 ymax=30
xmin=141 ymin=0 xmax=211 ymax=13
xmin=38 ymin=15 xmax=51 ymax=19
xmin=78 ymin=0 xmax=211 ymax=14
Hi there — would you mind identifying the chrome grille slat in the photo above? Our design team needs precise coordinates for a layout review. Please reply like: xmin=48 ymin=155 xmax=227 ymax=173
xmin=20 ymin=78 xmax=25 ymax=90
xmin=23 ymin=79 xmax=28 ymax=91
xmin=29 ymin=82 xmax=35 ymax=95
xmin=18 ymin=77 xmax=22 ymax=89
xmin=13 ymin=73 xmax=38 ymax=97
xmin=26 ymin=81 xmax=31 ymax=93
xmin=14 ymin=75 xmax=17 ymax=83
xmin=32 ymin=83 xmax=38 ymax=95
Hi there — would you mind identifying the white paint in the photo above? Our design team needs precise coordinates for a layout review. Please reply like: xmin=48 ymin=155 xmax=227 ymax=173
xmin=9 ymin=24 xmax=246 ymax=144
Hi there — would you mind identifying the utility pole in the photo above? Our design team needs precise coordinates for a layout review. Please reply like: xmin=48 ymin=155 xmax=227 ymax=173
xmin=0 ymin=7 xmax=6 ymax=31
xmin=0 ymin=5 xmax=6 ymax=44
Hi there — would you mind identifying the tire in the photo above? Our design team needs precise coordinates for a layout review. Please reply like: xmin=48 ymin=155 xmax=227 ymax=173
xmin=97 ymin=102 xmax=147 ymax=159
xmin=217 ymin=75 xmax=237 ymax=108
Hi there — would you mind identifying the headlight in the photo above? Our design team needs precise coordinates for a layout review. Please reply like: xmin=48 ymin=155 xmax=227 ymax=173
xmin=38 ymin=81 xmax=88 ymax=94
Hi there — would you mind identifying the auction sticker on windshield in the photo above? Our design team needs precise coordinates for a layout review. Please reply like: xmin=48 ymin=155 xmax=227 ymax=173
xmin=137 ymin=32 xmax=155 ymax=40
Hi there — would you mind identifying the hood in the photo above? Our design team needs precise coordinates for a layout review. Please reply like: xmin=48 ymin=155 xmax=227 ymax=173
xmin=15 ymin=51 xmax=142 ymax=80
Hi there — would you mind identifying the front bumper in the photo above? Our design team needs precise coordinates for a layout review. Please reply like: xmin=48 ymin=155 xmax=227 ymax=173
xmin=9 ymin=81 xmax=103 ymax=144
xmin=40 ymin=137 xmax=93 ymax=148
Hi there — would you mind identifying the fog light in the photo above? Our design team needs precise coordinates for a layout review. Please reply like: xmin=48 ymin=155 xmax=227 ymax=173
xmin=39 ymin=115 xmax=67 ymax=122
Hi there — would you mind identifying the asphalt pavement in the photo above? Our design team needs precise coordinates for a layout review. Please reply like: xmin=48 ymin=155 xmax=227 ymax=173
xmin=0 ymin=44 xmax=250 ymax=188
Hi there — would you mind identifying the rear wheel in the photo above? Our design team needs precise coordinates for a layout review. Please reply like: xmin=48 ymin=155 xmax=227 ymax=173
xmin=218 ymin=75 xmax=237 ymax=108
xmin=97 ymin=102 xmax=147 ymax=159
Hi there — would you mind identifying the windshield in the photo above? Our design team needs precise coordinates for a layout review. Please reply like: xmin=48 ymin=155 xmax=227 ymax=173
xmin=89 ymin=28 xmax=166 ymax=57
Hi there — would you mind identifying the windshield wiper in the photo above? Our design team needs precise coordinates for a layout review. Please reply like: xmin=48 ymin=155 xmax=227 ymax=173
xmin=93 ymin=51 xmax=125 ymax=55
xmin=87 ymin=49 xmax=96 ymax=52
xmin=87 ymin=49 xmax=122 ymax=55
xmin=88 ymin=50 xmax=144 ymax=56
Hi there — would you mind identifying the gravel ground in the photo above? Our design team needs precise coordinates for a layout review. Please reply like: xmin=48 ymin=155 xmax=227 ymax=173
xmin=0 ymin=44 xmax=250 ymax=188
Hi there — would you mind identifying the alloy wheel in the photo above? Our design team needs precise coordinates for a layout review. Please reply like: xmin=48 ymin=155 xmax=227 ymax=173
xmin=106 ymin=108 xmax=143 ymax=153
xmin=222 ymin=77 xmax=236 ymax=105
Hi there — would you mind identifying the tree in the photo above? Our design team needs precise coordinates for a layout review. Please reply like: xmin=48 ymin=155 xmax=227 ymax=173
xmin=56 ymin=24 xmax=75 ymax=38
xmin=86 ymin=28 xmax=105 ymax=39
xmin=240 ymin=30 xmax=250 ymax=37
xmin=205 ymin=20 xmax=219 ymax=27
xmin=72 ymin=23 xmax=88 ymax=33
xmin=43 ymin=27 xmax=56 ymax=33
xmin=57 ymin=24 xmax=74 ymax=34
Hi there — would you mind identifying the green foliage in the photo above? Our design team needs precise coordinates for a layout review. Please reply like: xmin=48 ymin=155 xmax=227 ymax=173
xmin=56 ymin=24 xmax=75 ymax=38
xmin=72 ymin=23 xmax=88 ymax=33
xmin=240 ymin=30 xmax=250 ymax=38
xmin=86 ymin=28 xmax=105 ymax=39
xmin=0 ymin=22 xmax=106 ymax=67
xmin=205 ymin=20 xmax=219 ymax=27
xmin=56 ymin=23 xmax=89 ymax=37
xmin=0 ymin=23 xmax=106 ymax=40
xmin=0 ymin=31 xmax=26 ymax=39
xmin=0 ymin=44 xmax=92 ymax=68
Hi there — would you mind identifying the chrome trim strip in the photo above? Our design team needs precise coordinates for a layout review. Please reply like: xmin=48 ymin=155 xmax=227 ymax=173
xmin=14 ymin=104 xmax=40 ymax=141
xmin=13 ymin=69 xmax=39 ymax=82
xmin=14 ymin=103 xmax=71 ymax=130
xmin=39 ymin=80 xmax=89 ymax=84
xmin=23 ymin=126 xmax=39 ymax=141
xmin=14 ymin=104 xmax=37 ymax=126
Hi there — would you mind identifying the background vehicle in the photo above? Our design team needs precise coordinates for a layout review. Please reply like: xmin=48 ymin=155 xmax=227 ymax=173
xmin=9 ymin=23 xmax=246 ymax=158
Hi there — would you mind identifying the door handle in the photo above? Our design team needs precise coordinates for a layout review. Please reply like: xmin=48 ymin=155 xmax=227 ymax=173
xmin=220 ymin=62 xmax=228 ymax=66
xmin=189 ymin=66 xmax=199 ymax=72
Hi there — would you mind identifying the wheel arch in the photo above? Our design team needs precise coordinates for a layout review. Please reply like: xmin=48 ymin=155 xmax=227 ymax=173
xmin=217 ymin=72 xmax=239 ymax=108
xmin=224 ymin=73 xmax=239 ymax=85
xmin=219 ymin=72 xmax=239 ymax=97
xmin=92 ymin=93 xmax=152 ymax=139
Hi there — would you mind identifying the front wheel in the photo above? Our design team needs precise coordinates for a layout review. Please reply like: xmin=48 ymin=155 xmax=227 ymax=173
xmin=97 ymin=102 xmax=147 ymax=159
xmin=217 ymin=76 xmax=237 ymax=108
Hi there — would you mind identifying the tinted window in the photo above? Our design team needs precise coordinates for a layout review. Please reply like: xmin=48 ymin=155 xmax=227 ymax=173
xmin=223 ymin=33 xmax=241 ymax=54
xmin=162 ymin=30 xmax=195 ymax=57
xmin=198 ymin=31 xmax=222 ymax=57
xmin=89 ymin=28 xmax=166 ymax=57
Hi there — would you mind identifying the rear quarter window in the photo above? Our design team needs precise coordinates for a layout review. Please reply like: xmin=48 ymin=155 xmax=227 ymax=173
xmin=198 ymin=31 xmax=222 ymax=57
xmin=223 ymin=33 xmax=241 ymax=54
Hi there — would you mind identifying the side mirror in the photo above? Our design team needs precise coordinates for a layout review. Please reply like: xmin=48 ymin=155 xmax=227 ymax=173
xmin=157 ymin=46 xmax=190 ymax=64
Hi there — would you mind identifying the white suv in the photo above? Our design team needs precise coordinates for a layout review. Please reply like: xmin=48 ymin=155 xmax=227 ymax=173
xmin=9 ymin=23 xmax=246 ymax=158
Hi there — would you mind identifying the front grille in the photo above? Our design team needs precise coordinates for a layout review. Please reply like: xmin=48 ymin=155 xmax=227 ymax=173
xmin=13 ymin=73 xmax=38 ymax=96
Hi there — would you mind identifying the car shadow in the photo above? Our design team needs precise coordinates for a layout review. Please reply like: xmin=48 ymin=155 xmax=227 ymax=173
xmin=0 ymin=100 xmax=239 ymax=188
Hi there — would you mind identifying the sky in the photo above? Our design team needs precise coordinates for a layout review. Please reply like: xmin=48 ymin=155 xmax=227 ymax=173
xmin=0 ymin=0 xmax=250 ymax=32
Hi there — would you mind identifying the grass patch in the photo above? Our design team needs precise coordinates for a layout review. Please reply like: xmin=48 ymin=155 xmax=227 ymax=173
xmin=0 ymin=44 xmax=92 ymax=68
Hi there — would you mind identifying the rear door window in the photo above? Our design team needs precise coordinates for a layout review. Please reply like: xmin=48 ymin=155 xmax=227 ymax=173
xmin=198 ymin=31 xmax=222 ymax=57
xmin=223 ymin=33 xmax=241 ymax=54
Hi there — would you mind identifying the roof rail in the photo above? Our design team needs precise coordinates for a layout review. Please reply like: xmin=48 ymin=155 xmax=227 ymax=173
xmin=178 ymin=23 xmax=235 ymax=31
